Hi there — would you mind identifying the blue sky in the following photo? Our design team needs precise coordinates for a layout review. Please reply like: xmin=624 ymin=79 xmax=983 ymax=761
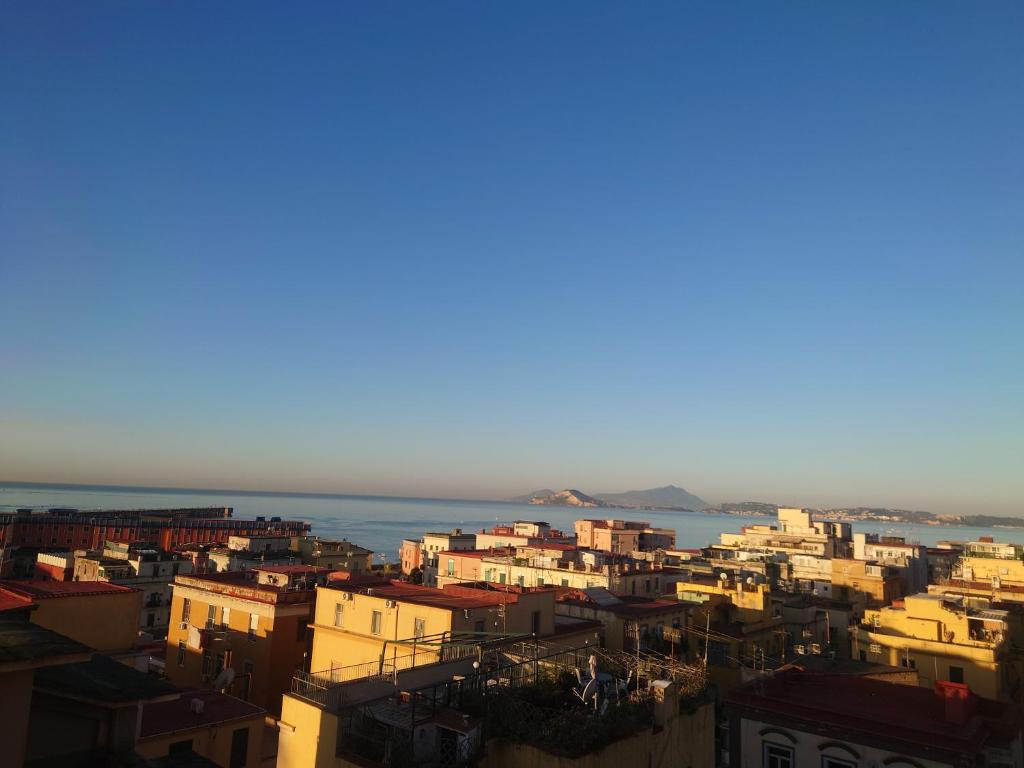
xmin=1 ymin=3 xmax=1021 ymax=514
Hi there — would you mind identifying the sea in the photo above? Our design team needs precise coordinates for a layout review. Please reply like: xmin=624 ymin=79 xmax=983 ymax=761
xmin=2 ymin=482 xmax=1022 ymax=561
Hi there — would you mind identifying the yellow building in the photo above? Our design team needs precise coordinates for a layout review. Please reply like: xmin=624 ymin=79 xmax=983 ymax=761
xmin=279 ymin=634 xmax=713 ymax=768
xmin=0 ymin=579 xmax=142 ymax=654
xmin=309 ymin=579 xmax=561 ymax=673
xmin=136 ymin=689 xmax=266 ymax=768
xmin=956 ymin=541 xmax=1024 ymax=586
xmin=853 ymin=592 xmax=1020 ymax=702
xmin=165 ymin=564 xmax=327 ymax=716
xmin=676 ymin=577 xmax=786 ymax=691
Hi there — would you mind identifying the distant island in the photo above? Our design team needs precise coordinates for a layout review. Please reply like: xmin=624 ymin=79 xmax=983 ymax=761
xmin=513 ymin=486 xmax=1024 ymax=530
xmin=515 ymin=485 xmax=709 ymax=511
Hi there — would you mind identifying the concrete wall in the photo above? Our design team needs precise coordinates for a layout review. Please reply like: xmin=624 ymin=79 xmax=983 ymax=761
xmin=0 ymin=669 xmax=34 ymax=767
xmin=32 ymin=591 xmax=142 ymax=651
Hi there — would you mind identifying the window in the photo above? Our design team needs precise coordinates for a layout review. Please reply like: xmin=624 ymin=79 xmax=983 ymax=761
xmin=900 ymin=656 xmax=917 ymax=670
xmin=201 ymin=650 xmax=212 ymax=677
xmin=147 ymin=612 xmax=155 ymax=627
xmin=763 ymin=743 xmax=794 ymax=768
xmin=207 ymin=604 xmax=217 ymax=627
xmin=222 ymin=606 xmax=231 ymax=629
xmin=414 ymin=617 xmax=426 ymax=638
xmin=297 ymin=621 xmax=308 ymax=642
xmin=949 ymin=665 xmax=965 ymax=684
xmin=181 ymin=597 xmax=191 ymax=623
xmin=248 ymin=613 xmax=258 ymax=641
xmin=447 ymin=558 xmax=455 ymax=576
xmin=334 ymin=603 xmax=344 ymax=627
xmin=241 ymin=661 xmax=254 ymax=700
xmin=516 ymin=575 xmax=524 ymax=587
xmin=177 ymin=641 xmax=186 ymax=666
xmin=531 ymin=611 xmax=541 ymax=635
xmin=561 ymin=578 xmax=569 ymax=587
xmin=474 ymin=620 xmax=485 ymax=633
xmin=371 ymin=610 xmax=382 ymax=635
xmin=822 ymin=757 xmax=855 ymax=768
xmin=229 ymin=727 xmax=249 ymax=768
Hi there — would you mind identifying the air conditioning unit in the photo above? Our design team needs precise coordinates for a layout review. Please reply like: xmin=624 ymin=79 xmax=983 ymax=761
xmin=869 ymin=643 xmax=882 ymax=654
xmin=385 ymin=600 xmax=397 ymax=609
xmin=794 ymin=644 xmax=806 ymax=655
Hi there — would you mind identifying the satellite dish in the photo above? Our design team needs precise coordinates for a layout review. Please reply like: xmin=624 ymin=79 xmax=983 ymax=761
xmin=213 ymin=667 xmax=235 ymax=691
xmin=719 ymin=573 xmax=728 ymax=582
xmin=746 ymin=577 xmax=755 ymax=586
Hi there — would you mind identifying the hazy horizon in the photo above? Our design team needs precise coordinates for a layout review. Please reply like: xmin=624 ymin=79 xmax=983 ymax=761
xmin=0 ymin=477 xmax=1017 ymax=518
xmin=2 ymin=4 xmax=1021 ymax=517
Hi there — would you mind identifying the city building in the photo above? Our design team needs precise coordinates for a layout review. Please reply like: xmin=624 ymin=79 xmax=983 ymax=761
xmin=831 ymin=557 xmax=905 ymax=609
xmin=727 ymin=669 xmax=1023 ymax=768
xmin=33 ymin=551 xmax=74 ymax=581
xmin=308 ymin=578 xmax=569 ymax=672
xmin=956 ymin=539 xmax=1024 ymax=585
xmin=853 ymin=532 xmax=929 ymax=594
xmin=440 ymin=546 xmax=672 ymax=596
xmin=852 ymin=592 xmax=1019 ymax=701
xmin=26 ymin=653 xmax=178 ymax=765
xmin=0 ymin=616 xmax=92 ymax=767
xmin=135 ymin=689 xmax=266 ymax=768
xmin=73 ymin=540 xmax=194 ymax=636
xmin=676 ymin=575 xmax=786 ymax=690
xmin=165 ymin=564 xmax=328 ymax=716
xmin=291 ymin=536 xmax=374 ymax=572
xmin=575 ymin=519 xmax=676 ymax=553
xmin=473 ymin=520 xmax=574 ymax=550
xmin=207 ymin=534 xmax=301 ymax=573
xmin=420 ymin=529 xmax=477 ymax=586
xmin=0 ymin=579 xmax=144 ymax=661
xmin=0 ymin=507 xmax=310 ymax=577
xmin=555 ymin=586 xmax=690 ymax=653
xmin=279 ymin=636 xmax=714 ymax=768
xmin=399 ymin=538 xmax=422 ymax=578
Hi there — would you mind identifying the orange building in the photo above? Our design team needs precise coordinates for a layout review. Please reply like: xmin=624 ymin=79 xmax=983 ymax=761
xmin=165 ymin=564 xmax=326 ymax=716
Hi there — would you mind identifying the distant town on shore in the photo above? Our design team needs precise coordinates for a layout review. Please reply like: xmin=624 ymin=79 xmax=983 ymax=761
xmin=516 ymin=485 xmax=1024 ymax=530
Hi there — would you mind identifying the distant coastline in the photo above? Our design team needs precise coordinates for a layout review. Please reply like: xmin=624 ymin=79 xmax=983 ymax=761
xmin=3 ymin=479 xmax=1021 ymax=531
xmin=0 ymin=480 xmax=526 ymax=509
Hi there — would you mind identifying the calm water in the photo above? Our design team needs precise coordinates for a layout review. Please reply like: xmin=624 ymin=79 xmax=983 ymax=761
xmin=2 ymin=483 xmax=1022 ymax=559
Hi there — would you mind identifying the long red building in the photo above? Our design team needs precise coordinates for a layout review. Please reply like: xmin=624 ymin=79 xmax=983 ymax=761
xmin=0 ymin=506 xmax=310 ymax=563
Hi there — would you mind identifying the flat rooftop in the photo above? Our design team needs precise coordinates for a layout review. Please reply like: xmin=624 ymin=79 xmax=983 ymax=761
xmin=35 ymin=653 xmax=177 ymax=703
xmin=326 ymin=579 xmax=530 ymax=610
xmin=140 ymin=689 xmax=265 ymax=739
xmin=728 ymin=670 xmax=1019 ymax=754
xmin=0 ymin=580 xmax=137 ymax=600
xmin=0 ymin=617 xmax=92 ymax=667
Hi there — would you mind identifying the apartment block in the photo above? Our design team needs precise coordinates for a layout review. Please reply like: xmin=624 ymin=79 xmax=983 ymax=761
xmin=727 ymin=669 xmax=1022 ymax=768
xmin=853 ymin=592 xmax=1018 ymax=701
xmin=308 ymin=578 xmax=562 ymax=672
xmin=290 ymin=535 xmax=374 ymax=572
xmin=165 ymin=564 xmax=327 ymax=715
xmin=575 ymin=519 xmax=676 ymax=553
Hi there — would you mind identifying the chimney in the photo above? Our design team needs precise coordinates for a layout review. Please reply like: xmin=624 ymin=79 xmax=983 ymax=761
xmin=936 ymin=681 xmax=975 ymax=726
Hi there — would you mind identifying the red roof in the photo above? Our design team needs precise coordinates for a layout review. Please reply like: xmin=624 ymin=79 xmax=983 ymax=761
xmin=727 ymin=670 xmax=1021 ymax=754
xmin=139 ymin=690 xmax=265 ymax=739
xmin=0 ymin=592 xmax=34 ymax=613
xmin=0 ymin=580 xmax=137 ymax=600
xmin=328 ymin=580 xmax=514 ymax=610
